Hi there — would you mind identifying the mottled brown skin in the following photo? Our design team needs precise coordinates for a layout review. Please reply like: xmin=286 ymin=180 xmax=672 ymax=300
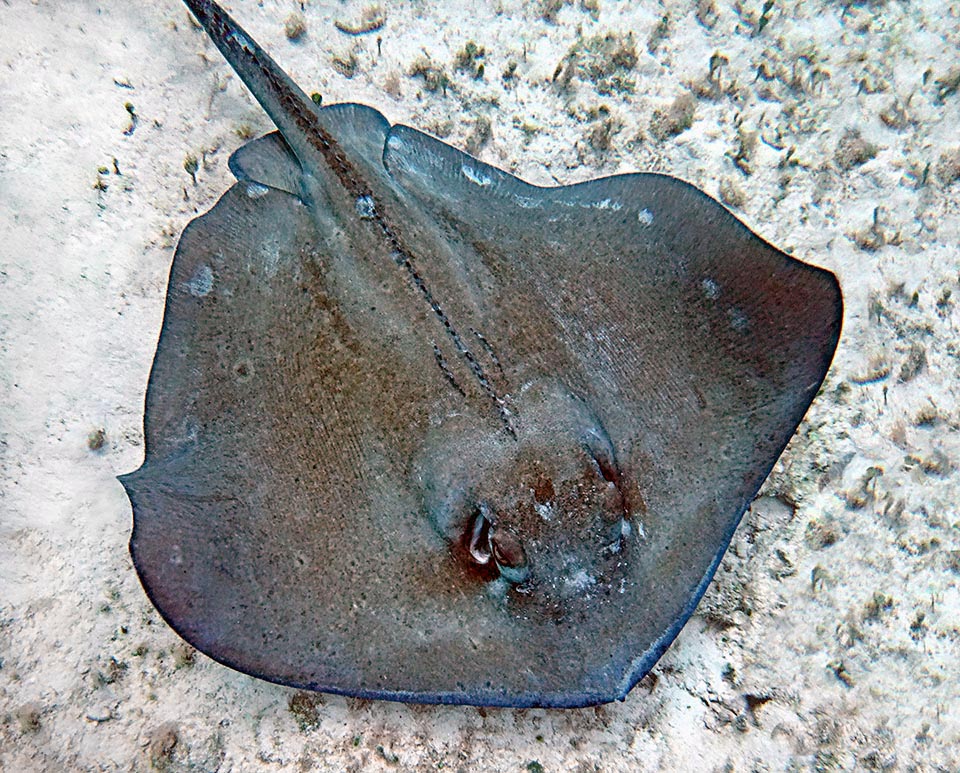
xmin=119 ymin=0 xmax=842 ymax=707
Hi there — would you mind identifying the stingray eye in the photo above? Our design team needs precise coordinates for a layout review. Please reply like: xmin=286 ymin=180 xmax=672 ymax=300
xmin=491 ymin=529 xmax=529 ymax=584
xmin=583 ymin=433 xmax=619 ymax=484
xmin=467 ymin=506 xmax=493 ymax=565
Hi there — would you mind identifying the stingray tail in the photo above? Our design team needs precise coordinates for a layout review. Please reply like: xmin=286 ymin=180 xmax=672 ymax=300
xmin=182 ymin=0 xmax=323 ymax=171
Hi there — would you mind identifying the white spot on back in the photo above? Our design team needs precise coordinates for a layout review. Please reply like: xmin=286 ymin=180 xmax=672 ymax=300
xmin=386 ymin=134 xmax=405 ymax=153
xmin=245 ymin=182 xmax=270 ymax=199
xmin=461 ymin=164 xmax=492 ymax=187
xmin=565 ymin=569 xmax=596 ymax=593
xmin=637 ymin=208 xmax=654 ymax=225
xmin=182 ymin=264 xmax=213 ymax=297
xmin=584 ymin=198 xmax=623 ymax=211
xmin=701 ymin=277 xmax=721 ymax=299
xmin=228 ymin=31 xmax=252 ymax=52
xmin=728 ymin=307 xmax=750 ymax=332
xmin=534 ymin=502 xmax=554 ymax=522
xmin=355 ymin=194 xmax=377 ymax=219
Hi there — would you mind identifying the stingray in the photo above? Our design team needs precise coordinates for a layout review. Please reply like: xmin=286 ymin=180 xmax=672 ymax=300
xmin=119 ymin=0 xmax=842 ymax=708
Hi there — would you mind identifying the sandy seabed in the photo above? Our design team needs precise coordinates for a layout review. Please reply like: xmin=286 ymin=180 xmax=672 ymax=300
xmin=1 ymin=0 xmax=959 ymax=770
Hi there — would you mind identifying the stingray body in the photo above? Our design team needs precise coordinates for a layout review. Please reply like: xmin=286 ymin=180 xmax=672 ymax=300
xmin=119 ymin=0 xmax=842 ymax=707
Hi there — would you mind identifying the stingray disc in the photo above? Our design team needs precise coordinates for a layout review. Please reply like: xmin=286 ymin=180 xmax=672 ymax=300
xmin=119 ymin=0 xmax=842 ymax=708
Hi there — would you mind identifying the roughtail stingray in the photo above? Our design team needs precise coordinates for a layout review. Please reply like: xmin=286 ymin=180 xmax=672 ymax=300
xmin=119 ymin=0 xmax=842 ymax=708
